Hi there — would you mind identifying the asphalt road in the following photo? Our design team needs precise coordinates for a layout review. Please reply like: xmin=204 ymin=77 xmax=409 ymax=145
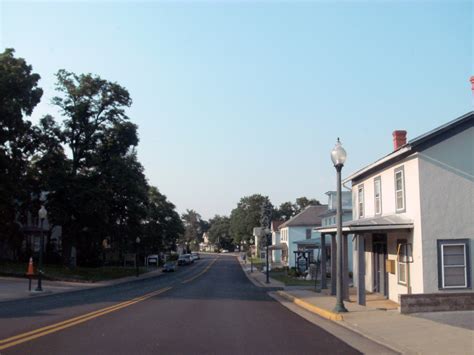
xmin=0 ymin=255 xmax=362 ymax=355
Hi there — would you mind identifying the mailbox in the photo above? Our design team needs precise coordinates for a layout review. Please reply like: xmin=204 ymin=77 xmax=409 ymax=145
xmin=386 ymin=259 xmax=396 ymax=274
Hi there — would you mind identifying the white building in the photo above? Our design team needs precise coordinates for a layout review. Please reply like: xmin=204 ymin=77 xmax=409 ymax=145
xmin=317 ymin=112 xmax=473 ymax=311
xmin=199 ymin=232 xmax=215 ymax=252
xmin=278 ymin=205 xmax=328 ymax=269
xmin=319 ymin=190 xmax=353 ymax=272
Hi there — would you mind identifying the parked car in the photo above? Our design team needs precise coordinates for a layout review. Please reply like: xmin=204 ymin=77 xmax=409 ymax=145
xmin=185 ymin=253 xmax=194 ymax=263
xmin=162 ymin=261 xmax=176 ymax=272
xmin=191 ymin=252 xmax=200 ymax=260
xmin=178 ymin=254 xmax=192 ymax=265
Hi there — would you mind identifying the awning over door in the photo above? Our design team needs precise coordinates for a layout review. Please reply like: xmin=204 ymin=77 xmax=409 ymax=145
xmin=314 ymin=215 xmax=413 ymax=234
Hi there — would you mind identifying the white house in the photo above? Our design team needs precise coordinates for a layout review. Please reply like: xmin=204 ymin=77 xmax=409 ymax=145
xmin=317 ymin=112 xmax=473 ymax=311
xmin=199 ymin=232 xmax=214 ymax=252
xmin=319 ymin=190 xmax=353 ymax=272
xmin=278 ymin=205 xmax=328 ymax=269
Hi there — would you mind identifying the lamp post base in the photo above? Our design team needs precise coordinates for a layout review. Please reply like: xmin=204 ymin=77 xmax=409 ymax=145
xmin=36 ymin=271 xmax=43 ymax=292
xmin=333 ymin=302 xmax=348 ymax=313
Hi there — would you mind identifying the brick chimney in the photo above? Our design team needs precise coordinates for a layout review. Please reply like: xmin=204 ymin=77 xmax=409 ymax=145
xmin=470 ymin=76 xmax=474 ymax=94
xmin=392 ymin=130 xmax=407 ymax=150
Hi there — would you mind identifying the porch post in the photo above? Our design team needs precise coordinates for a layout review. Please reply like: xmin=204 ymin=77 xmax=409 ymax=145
xmin=343 ymin=232 xmax=349 ymax=301
xmin=330 ymin=233 xmax=337 ymax=295
xmin=357 ymin=234 xmax=366 ymax=306
xmin=321 ymin=234 xmax=327 ymax=289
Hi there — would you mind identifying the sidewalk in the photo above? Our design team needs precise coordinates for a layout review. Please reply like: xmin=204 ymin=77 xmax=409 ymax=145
xmin=276 ymin=289 xmax=473 ymax=354
xmin=240 ymin=262 xmax=285 ymax=288
xmin=237 ymin=256 xmax=474 ymax=355
xmin=0 ymin=268 xmax=164 ymax=303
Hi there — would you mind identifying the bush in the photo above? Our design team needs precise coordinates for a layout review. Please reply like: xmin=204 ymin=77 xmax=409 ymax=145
xmin=287 ymin=267 xmax=302 ymax=278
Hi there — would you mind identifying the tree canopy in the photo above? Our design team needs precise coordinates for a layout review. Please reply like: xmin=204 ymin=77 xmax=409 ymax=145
xmin=0 ymin=48 xmax=43 ymax=258
xmin=207 ymin=215 xmax=232 ymax=250
xmin=0 ymin=49 xmax=183 ymax=265
xmin=229 ymin=194 xmax=273 ymax=245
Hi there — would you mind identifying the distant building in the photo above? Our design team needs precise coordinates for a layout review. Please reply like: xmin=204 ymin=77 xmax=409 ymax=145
xmin=278 ymin=205 xmax=328 ymax=269
xmin=199 ymin=232 xmax=214 ymax=252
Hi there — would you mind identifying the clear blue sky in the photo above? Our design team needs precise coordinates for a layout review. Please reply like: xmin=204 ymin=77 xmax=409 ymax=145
xmin=1 ymin=0 xmax=472 ymax=219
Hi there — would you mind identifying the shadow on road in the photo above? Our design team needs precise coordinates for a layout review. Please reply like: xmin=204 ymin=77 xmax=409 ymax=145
xmin=0 ymin=256 xmax=273 ymax=320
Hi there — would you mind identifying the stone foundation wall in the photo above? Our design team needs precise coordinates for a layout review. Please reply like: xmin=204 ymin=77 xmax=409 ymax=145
xmin=399 ymin=292 xmax=474 ymax=314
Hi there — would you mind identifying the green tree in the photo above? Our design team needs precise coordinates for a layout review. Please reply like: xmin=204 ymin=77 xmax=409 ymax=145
xmin=52 ymin=69 xmax=132 ymax=175
xmin=229 ymin=194 xmax=273 ymax=245
xmin=181 ymin=210 xmax=206 ymax=252
xmin=0 ymin=48 xmax=43 ymax=258
xmin=274 ymin=201 xmax=296 ymax=221
xmin=143 ymin=186 xmax=184 ymax=255
xmin=47 ymin=70 xmax=145 ymax=265
xmin=294 ymin=197 xmax=321 ymax=214
xmin=208 ymin=215 xmax=233 ymax=250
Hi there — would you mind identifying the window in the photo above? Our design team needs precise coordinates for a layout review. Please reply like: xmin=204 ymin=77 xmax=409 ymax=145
xmin=438 ymin=240 xmax=470 ymax=289
xmin=397 ymin=240 xmax=412 ymax=285
xmin=395 ymin=167 xmax=405 ymax=212
xmin=358 ymin=185 xmax=364 ymax=218
xmin=374 ymin=177 xmax=382 ymax=215
xmin=306 ymin=229 xmax=311 ymax=240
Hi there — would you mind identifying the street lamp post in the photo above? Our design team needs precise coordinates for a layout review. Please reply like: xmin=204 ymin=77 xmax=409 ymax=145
xmin=249 ymin=238 xmax=254 ymax=273
xmin=331 ymin=138 xmax=348 ymax=313
xmin=36 ymin=205 xmax=47 ymax=292
xmin=264 ymin=228 xmax=270 ymax=284
xmin=136 ymin=236 xmax=141 ymax=277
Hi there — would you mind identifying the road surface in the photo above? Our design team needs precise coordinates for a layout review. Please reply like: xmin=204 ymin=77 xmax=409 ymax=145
xmin=0 ymin=255 xmax=369 ymax=354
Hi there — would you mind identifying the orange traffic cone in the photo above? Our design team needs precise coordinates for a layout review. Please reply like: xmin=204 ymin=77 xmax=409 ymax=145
xmin=26 ymin=257 xmax=35 ymax=276
xmin=27 ymin=257 xmax=34 ymax=291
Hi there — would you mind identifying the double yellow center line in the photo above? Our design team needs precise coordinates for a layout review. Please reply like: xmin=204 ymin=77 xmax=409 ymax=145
xmin=181 ymin=257 xmax=218 ymax=284
xmin=0 ymin=287 xmax=171 ymax=351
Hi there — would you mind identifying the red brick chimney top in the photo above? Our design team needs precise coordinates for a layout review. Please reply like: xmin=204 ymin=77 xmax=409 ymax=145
xmin=392 ymin=130 xmax=407 ymax=150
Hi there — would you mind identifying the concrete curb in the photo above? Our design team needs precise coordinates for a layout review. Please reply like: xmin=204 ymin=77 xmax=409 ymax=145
xmin=0 ymin=269 xmax=165 ymax=303
xmin=276 ymin=290 xmax=343 ymax=321
xmin=274 ymin=291 xmax=408 ymax=354
xmin=238 ymin=256 xmax=407 ymax=354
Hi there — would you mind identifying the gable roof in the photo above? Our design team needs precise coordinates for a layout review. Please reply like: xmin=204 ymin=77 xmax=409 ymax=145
xmin=271 ymin=220 xmax=284 ymax=232
xmin=279 ymin=205 xmax=328 ymax=229
xmin=344 ymin=111 xmax=473 ymax=184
